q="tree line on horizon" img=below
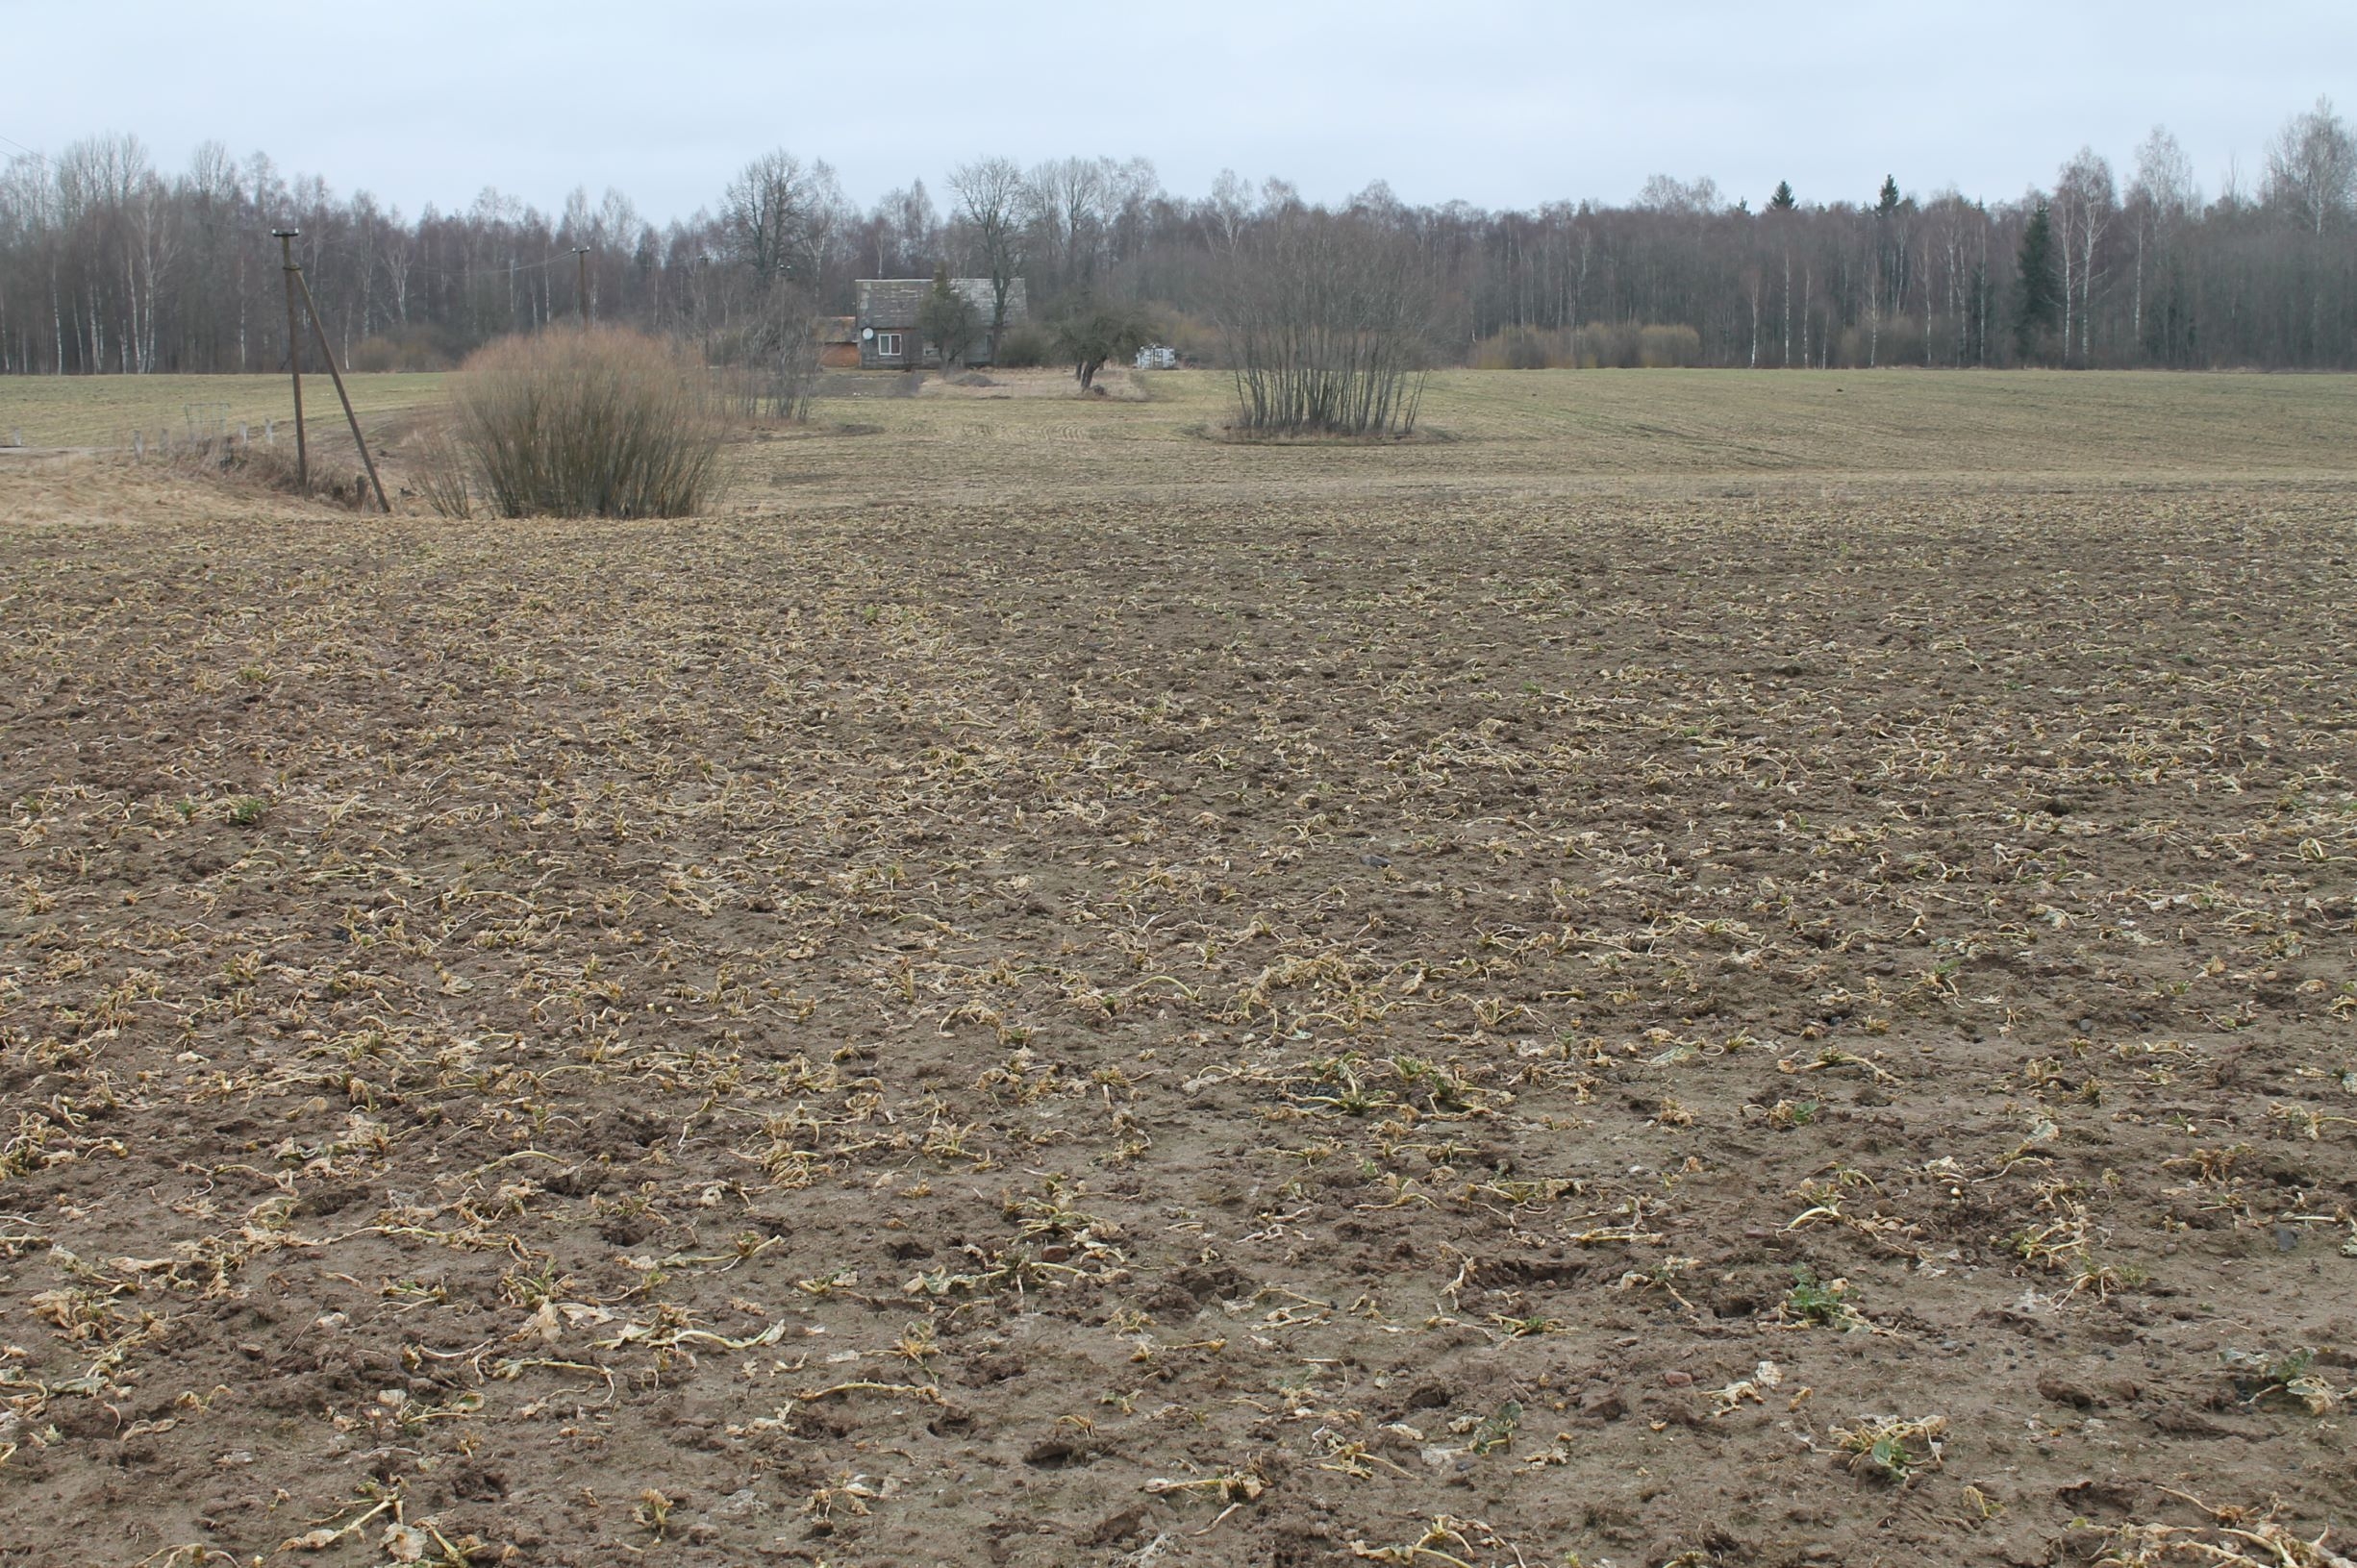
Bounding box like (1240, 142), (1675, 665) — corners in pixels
(0, 96), (2350, 380)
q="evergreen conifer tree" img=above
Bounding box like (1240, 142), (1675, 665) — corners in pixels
(2014, 201), (2063, 362)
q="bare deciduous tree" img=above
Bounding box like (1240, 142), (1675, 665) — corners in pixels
(863, 181), (938, 279)
(2053, 148), (2115, 364)
(1201, 169), (1252, 254)
(9, 101), (2357, 378)
(948, 156), (1028, 359)
(2128, 126), (2196, 346)
(2265, 96), (2356, 236)
(1637, 174), (1722, 214)
(721, 149), (846, 286)
(1027, 156), (1111, 290)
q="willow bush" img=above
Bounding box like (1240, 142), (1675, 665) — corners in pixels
(1217, 208), (1438, 439)
(448, 327), (728, 518)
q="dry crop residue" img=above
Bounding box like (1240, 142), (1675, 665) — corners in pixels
(2, 454), (2355, 1567)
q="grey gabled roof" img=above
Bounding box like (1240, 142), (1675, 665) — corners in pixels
(856, 277), (1027, 329)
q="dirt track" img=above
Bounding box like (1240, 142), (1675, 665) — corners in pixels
(3, 404), (2356, 1566)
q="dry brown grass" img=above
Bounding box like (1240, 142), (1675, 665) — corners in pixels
(0, 370), (445, 450)
(167, 433), (377, 510)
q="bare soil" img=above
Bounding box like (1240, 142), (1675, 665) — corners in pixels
(2, 395), (2355, 1568)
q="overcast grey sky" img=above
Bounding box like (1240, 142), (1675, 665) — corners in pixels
(5, 1), (2350, 220)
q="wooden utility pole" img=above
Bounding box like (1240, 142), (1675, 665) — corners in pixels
(271, 230), (308, 489)
(290, 264), (390, 512)
(573, 247), (590, 326)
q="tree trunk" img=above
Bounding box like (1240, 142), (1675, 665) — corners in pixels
(1782, 250), (1792, 367)
(2132, 225), (2144, 348)
(2079, 224), (2098, 364)
(1868, 265), (1879, 368)
(2059, 218), (2073, 365)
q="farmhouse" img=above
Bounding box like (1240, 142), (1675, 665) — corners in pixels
(816, 316), (860, 369)
(855, 277), (1027, 369)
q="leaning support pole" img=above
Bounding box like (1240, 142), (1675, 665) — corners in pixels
(291, 261), (391, 513)
(271, 229), (308, 491)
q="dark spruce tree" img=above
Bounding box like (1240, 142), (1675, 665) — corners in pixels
(1768, 180), (1796, 211)
(2014, 201), (2064, 363)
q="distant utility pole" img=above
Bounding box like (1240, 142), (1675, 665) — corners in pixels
(573, 247), (591, 326)
(271, 230), (308, 489)
(269, 227), (391, 513)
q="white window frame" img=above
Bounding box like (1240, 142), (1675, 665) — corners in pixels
(875, 332), (902, 358)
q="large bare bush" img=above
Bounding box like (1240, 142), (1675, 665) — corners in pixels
(449, 328), (729, 518)
(1217, 209), (1437, 438)
(712, 279), (821, 424)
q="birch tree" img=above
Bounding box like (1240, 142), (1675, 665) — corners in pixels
(2264, 96), (2355, 236)
(2053, 149), (2115, 363)
(1203, 169), (1252, 253)
(2127, 127), (2195, 347)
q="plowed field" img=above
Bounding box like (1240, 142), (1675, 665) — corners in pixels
(3, 372), (2354, 1567)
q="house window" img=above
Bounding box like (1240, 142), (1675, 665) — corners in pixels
(875, 332), (902, 359)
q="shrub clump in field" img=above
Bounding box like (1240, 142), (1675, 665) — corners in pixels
(443, 327), (729, 518)
(1216, 209), (1437, 439)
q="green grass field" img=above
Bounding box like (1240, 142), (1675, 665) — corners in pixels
(4, 367), (2352, 479)
(1405, 366), (2357, 473)
(722, 367), (2357, 518)
(0, 371), (447, 450)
